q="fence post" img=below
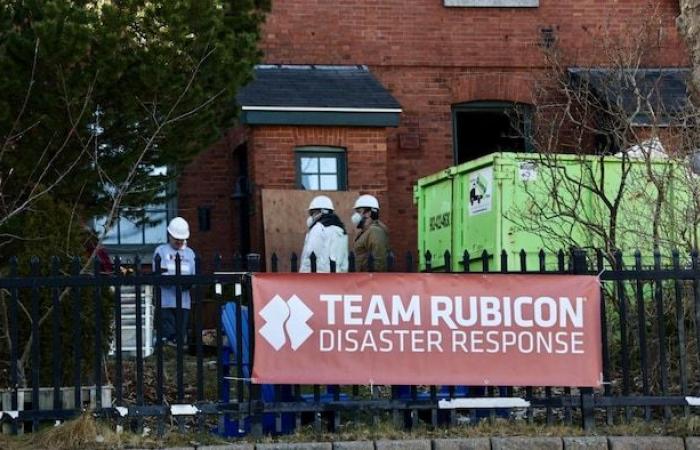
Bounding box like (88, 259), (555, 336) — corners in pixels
(693, 250), (700, 380)
(30, 257), (40, 432)
(114, 256), (123, 415)
(291, 252), (299, 273)
(349, 252), (356, 273)
(8, 257), (19, 435)
(573, 249), (595, 431)
(310, 252), (317, 273)
(50, 257), (61, 414)
(233, 252), (243, 271)
(133, 256), (144, 426)
(214, 254), (225, 435)
(653, 248), (671, 420)
(271, 253), (278, 272)
(243, 271), (263, 438)
(247, 253), (262, 272)
(194, 255), (204, 422)
(71, 257), (82, 417)
(154, 254), (165, 437)
(174, 253), (184, 424)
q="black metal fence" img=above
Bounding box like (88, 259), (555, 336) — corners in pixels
(1, 248), (699, 436)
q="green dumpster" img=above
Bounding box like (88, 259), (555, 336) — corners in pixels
(414, 152), (695, 271)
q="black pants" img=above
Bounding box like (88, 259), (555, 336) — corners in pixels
(160, 308), (190, 344)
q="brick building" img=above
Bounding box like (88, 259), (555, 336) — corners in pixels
(171, 0), (689, 268)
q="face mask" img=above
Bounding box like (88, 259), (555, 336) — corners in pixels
(351, 212), (363, 227)
(306, 216), (315, 228)
(170, 239), (186, 250)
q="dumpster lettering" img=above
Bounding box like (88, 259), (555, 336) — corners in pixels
(429, 212), (451, 231)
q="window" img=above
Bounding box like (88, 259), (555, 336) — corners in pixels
(444, 0), (538, 6)
(295, 147), (347, 191)
(94, 208), (171, 245)
(94, 166), (174, 246)
(453, 101), (533, 165)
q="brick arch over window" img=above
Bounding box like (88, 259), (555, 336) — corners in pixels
(449, 72), (534, 106)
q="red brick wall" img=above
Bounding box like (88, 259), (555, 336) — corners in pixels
(261, 0), (685, 67)
(177, 127), (247, 271)
(380, 68), (538, 259)
(252, 0), (689, 261)
(247, 126), (389, 259)
(180, 0), (690, 265)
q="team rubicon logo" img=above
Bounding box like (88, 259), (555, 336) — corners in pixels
(259, 295), (314, 351)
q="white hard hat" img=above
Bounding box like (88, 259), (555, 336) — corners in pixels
(167, 217), (190, 240)
(354, 194), (379, 210)
(309, 195), (334, 211)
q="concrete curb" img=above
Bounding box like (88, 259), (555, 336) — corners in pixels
(686, 436), (700, 450)
(607, 436), (685, 450)
(375, 439), (431, 449)
(199, 445), (256, 450)
(332, 442), (374, 450)
(433, 437), (491, 449)
(492, 436), (563, 450)
(563, 436), (608, 450)
(146, 436), (700, 449)
(256, 444), (332, 450)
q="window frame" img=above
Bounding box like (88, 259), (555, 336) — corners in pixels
(96, 206), (174, 246)
(94, 174), (177, 249)
(294, 146), (348, 191)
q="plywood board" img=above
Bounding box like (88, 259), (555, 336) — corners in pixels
(262, 189), (360, 272)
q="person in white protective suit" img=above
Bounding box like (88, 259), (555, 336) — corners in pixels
(299, 195), (349, 272)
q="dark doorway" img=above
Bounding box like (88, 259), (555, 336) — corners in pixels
(453, 101), (532, 165)
(232, 143), (251, 255)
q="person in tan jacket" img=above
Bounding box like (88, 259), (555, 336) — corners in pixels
(351, 194), (390, 271)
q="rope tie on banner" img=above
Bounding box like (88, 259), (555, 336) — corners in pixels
(595, 268), (605, 287)
(223, 376), (253, 381)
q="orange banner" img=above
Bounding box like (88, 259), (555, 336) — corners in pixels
(252, 273), (602, 387)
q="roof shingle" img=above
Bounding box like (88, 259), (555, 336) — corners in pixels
(236, 65), (402, 110)
(568, 68), (690, 125)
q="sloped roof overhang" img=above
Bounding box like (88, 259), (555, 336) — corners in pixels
(236, 65), (402, 127)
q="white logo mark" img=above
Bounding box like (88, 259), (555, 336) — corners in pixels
(259, 295), (313, 351)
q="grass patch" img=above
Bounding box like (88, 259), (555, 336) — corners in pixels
(0, 414), (231, 450)
(231, 415), (700, 444)
(3, 412), (700, 448)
